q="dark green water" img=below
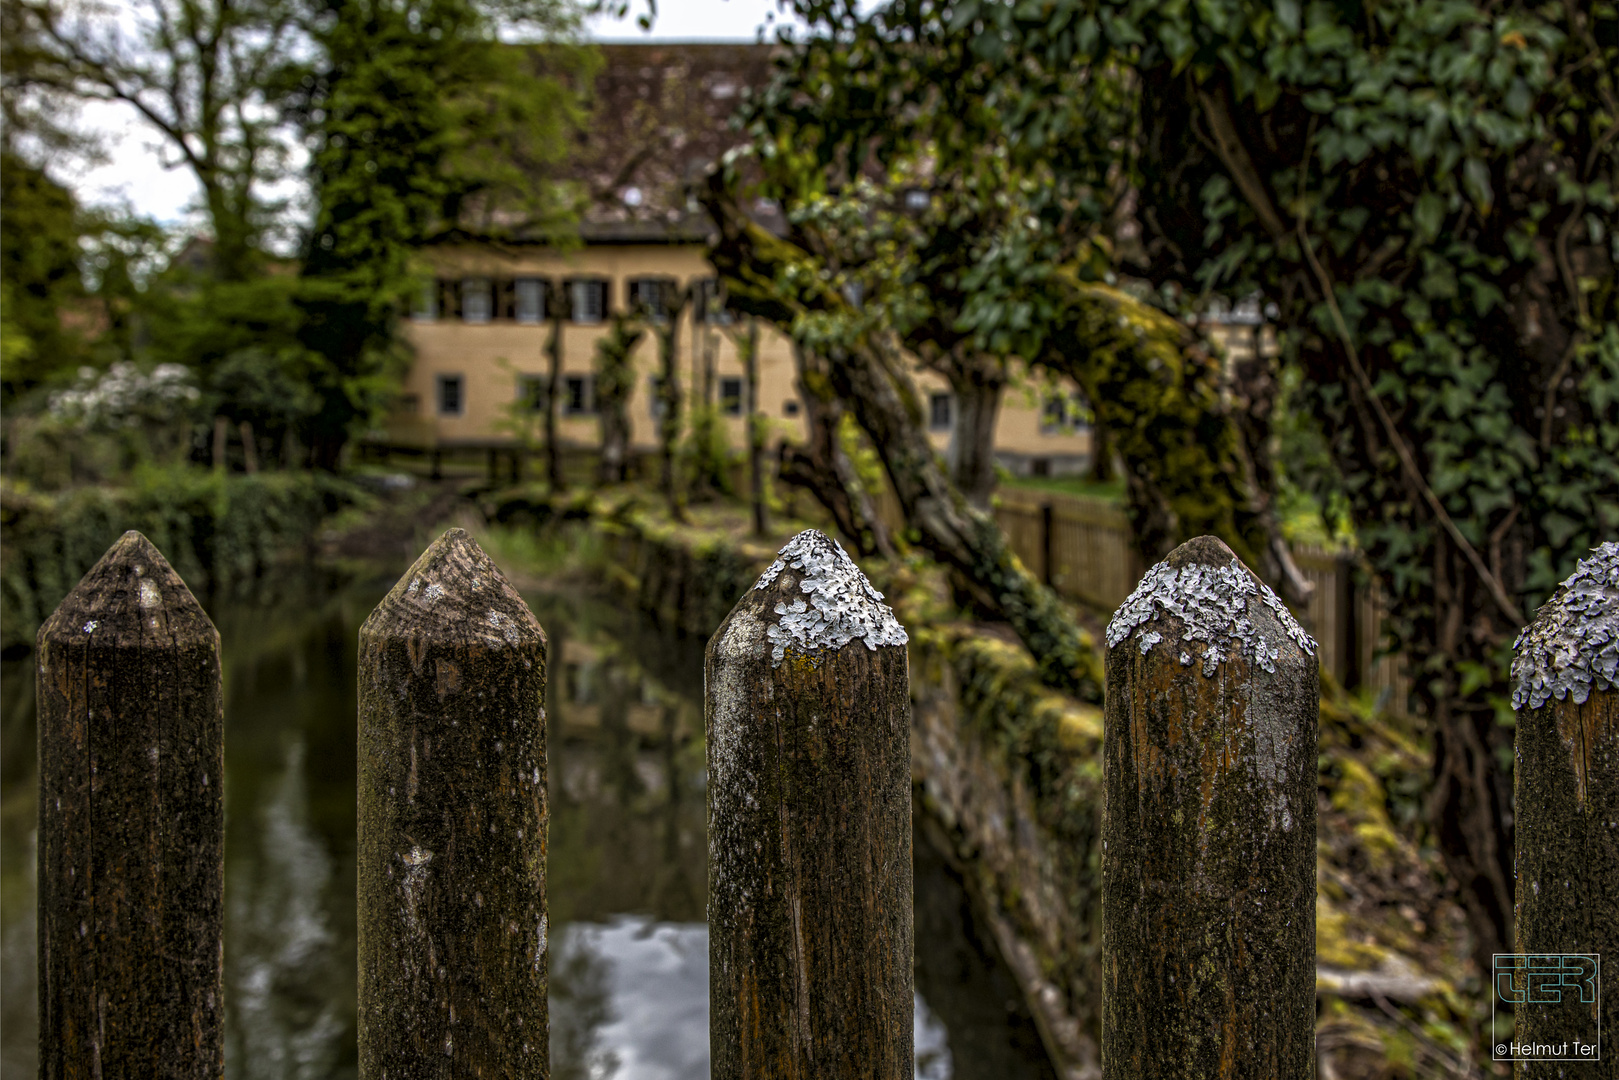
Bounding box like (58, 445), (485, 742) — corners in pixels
(0, 571), (1054, 1080)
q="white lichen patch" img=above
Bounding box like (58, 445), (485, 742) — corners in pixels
(1511, 541), (1618, 711)
(1107, 555), (1316, 675)
(486, 610), (522, 645)
(752, 530), (908, 666)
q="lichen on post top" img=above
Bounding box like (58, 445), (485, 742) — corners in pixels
(1511, 541), (1619, 712)
(750, 529), (908, 667)
(1106, 534), (1317, 673)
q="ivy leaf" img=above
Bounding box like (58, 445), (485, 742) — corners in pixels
(1462, 157), (1494, 214)
(1413, 192), (1445, 242)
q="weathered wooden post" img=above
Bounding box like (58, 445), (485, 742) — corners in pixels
(1102, 535), (1318, 1078)
(707, 528), (912, 1078)
(1510, 540), (1616, 1074)
(357, 527), (549, 1077)
(36, 530), (224, 1078)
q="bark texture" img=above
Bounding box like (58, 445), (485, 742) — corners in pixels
(706, 530), (913, 1079)
(36, 530), (224, 1080)
(1511, 545), (1617, 1078)
(357, 527), (549, 1079)
(1102, 535), (1318, 1079)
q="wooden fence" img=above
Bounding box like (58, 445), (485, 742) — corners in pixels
(994, 488), (1414, 708)
(33, 529), (1613, 1076)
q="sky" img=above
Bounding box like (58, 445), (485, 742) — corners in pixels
(59, 0), (802, 228)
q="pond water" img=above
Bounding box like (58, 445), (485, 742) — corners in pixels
(0, 569), (1055, 1080)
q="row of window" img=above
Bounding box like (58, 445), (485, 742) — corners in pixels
(425, 378), (1082, 437)
(428, 374), (755, 418)
(413, 276), (730, 326)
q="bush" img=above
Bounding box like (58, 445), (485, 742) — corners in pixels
(0, 464), (365, 651)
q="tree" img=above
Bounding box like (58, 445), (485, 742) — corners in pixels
(749, 0), (1619, 972)
(15, 0), (304, 281)
(0, 152), (87, 403)
(291, 0), (593, 467)
(593, 312), (643, 485)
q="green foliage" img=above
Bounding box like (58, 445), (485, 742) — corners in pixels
(0, 152), (87, 402)
(293, 0), (595, 463)
(0, 466), (365, 650)
(681, 403), (736, 498)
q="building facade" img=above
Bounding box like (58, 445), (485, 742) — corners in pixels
(388, 43), (1096, 476)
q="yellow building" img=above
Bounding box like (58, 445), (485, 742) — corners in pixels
(388, 44), (1096, 477)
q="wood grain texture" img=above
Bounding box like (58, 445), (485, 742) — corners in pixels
(706, 532), (913, 1080)
(1514, 689), (1616, 1078)
(357, 528), (549, 1079)
(1102, 536), (1317, 1080)
(36, 530), (224, 1080)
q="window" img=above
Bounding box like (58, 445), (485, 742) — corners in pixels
(929, 392), (953, 431)
(517, 375), (545, 413)
(564, 375), (595, 415)
(783, 399), (801, 417)
(692, 278), (731, 324)
(411, 282), (438, 321)
(515, 279), (546, 324)
(1040, 395), (1068, 434)
(648, 375), (667, 418)
(569, 278), (609, 324)
(720, 377), (744, 416)
(437, 375), (465, 417)
(628, 277), (678, 322)
(461, 278), (493, 324)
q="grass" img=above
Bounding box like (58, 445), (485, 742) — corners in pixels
(998, 473), (1126, 502)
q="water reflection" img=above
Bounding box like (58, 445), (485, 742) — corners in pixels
(0, 572), (1052, 1079)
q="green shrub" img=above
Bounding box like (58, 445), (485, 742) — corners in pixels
(1, 465), (365, 651)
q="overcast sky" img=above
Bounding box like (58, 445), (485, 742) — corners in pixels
(60, 0), (800, 228)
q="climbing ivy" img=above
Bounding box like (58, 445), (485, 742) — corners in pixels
(763, 0), (1617, 968)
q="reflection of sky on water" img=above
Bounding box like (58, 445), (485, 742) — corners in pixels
(227, 741), (347, 1080)
(552, 917), (952, 1080)
(1, 573), (1044, 1080)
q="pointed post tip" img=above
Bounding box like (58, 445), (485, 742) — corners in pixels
(741, 528), (907, 667)
(1511, 540), (1619, 711)
(363, 526), (545, 648)
(1108, 533), (1315, 670)
(39, 529), (213, 644)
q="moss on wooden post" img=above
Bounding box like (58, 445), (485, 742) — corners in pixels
(706, 529), (913, 1079)
(357, 527), (549, 1078)
(1510, 541), (1617, 1077)
(36, 530), (224, 1079)
(1102, 535), (1318, 1079)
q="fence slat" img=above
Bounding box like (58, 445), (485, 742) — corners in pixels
(706, 529), (913, 1078)
(1510, 541), (1617, 1066)
(36, 530), (224, 1079)
(1102, 535), (1318, 1078)
(357, 527), (549, 1077)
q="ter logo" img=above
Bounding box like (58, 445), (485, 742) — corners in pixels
(1493, 954), (1602, 1063)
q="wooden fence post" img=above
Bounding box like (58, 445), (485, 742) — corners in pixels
(706, 528), (912, 1078)
(36, 530), (224, 1079)
(357, 527), (549, 1077)
(1102, 535), (1318, 1078)
(1510, 540), (1616, 1071)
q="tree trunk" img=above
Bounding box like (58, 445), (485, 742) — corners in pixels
(779, 343), (893, 559)
(546, 316), (566, 492)
(1087, 411), (1113, 483)
(825, 336), (1102, 700)
(657, 318), (685, 521)
(944, 354), (1004, 510)
(742, 319), (768, 537)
